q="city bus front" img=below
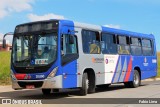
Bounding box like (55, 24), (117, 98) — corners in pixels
(11, 20), (63, 92)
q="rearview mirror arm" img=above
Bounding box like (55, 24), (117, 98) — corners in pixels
(2, 32), (14, 49)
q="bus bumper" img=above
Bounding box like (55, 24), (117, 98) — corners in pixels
(11, 75), (63, 89)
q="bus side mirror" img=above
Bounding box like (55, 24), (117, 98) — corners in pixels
(3, 39), (6, 48)
(2, 32), (14, 49)
(69, 35), (74, 44)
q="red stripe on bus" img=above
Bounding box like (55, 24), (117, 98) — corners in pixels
(124, 57), (132, 82)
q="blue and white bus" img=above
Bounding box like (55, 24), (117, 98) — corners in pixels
(3, 19), (157, 95)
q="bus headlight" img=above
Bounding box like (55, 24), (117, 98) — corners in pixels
(10, 69), (16, 80)
(47, 67), (58, 79)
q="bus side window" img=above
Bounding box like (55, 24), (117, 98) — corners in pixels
(117, 35), (130, 54)
(61, 35), (78, 55)
(82, 30), (100, 54)
(142, 39), (153, 56)
(101, 33), (117, 54)
(61, 34), (78, 65)
(130, 37), (142, 55)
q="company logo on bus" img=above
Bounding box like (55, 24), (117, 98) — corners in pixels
(24, 74), (31, 79)
(144, 57), (147, 63)
(36, 75), (45, 79)
(106, 59), (108, 64)
(143, 57), (148, 66)
(92, 58), (104, 63)
(92, 58), (96, 63)
(105, 58), (114, 64)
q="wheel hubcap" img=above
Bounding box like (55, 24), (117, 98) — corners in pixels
(86, 76), (89, 90)
(134, 73), (139, 85)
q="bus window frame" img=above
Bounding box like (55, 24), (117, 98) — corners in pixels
(117, 35), (131, 55)
(101, 32), (118, 55)
(130, 36), (143, 56)
(61, 34), (79, 66)
(81, 29), (101, 54)
(141, 38), (154, 56)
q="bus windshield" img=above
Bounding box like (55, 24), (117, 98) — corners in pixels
(12, 33), (57, 67)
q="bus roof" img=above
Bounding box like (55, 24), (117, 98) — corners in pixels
(101, 26), (154, 39)
(16, 19), (155, 39)
(60, 20), (154, 39)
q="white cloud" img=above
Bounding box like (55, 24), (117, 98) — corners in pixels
(0, 0), (34, 19)
(103, 24), (121, 29)
(28, 13), (65, 22)
(0, 33), (3, 39)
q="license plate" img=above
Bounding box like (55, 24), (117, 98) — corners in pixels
(26, 85), (35, 89)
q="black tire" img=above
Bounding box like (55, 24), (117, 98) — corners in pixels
(80, 73), (88, 96)
(88, 74), (96, 94)
(42, 89), (51, 95)
(97, 84), (110, 88)
(124, 70), (140, 88)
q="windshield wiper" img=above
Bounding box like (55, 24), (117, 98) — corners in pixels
(16, 57), (30, 63)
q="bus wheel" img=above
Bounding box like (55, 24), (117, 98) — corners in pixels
(80, 73), (88, 96)
(97, 84), (110, 88)
(131, 70), (141, 88)
(88, 73), (95, 94)
(42, 89), (51, 95)
(124, 70), (140, 88)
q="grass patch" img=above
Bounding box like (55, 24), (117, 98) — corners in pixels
(0, 51), (11, 85)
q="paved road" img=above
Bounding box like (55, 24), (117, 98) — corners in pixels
(0, 80), (160, 107)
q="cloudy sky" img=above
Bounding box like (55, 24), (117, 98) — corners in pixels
(0, 0), (160, 51)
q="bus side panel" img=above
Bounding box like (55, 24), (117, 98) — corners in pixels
(118, 55), (131, 82)
(74, 27), (83, 88)
(75, 27), (106, 87)
(104, 54), (119, 84)
(110, 55), (132, 83)
(141, 56), (157, 80)
(59, 21), (78, 88)
(62, 60), (77, 88)
(132, 55), (157, 80)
